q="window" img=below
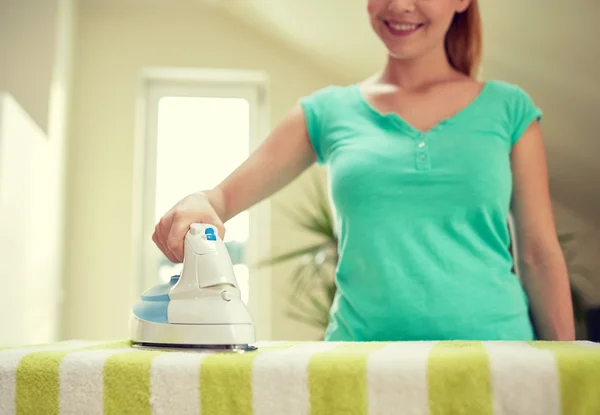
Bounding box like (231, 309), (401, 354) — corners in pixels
(135, 68), (272, 339)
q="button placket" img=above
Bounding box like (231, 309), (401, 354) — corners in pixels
(414, 131), (431, 171)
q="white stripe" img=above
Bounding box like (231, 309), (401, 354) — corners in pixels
(59, 347), (135, 415)
(0, 341), (93, 415)
(367, 341), (436, 415)
(252, 342), (341, 415)
(150, 351), (212, 415)
(577, 341), (600, 349)
(485, 341), (560, 415)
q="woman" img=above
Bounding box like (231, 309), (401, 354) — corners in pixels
(153, 0), (575, 341)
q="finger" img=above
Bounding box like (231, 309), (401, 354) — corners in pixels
(156, 214), (179, 263)
(213, 218), (226, 240)
(154, 224), (177, 263)
(166, 215), (193, 263)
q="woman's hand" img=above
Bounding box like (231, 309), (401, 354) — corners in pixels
(152, 190), (226, 263)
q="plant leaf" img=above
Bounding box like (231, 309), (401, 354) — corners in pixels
(262, 172), (340, 332)
(568, 264), (595, 282)
(288, 290), (320, 316)
(558, 232), (577, 245)
(254, 243), (325, 267)
(308, 295), (330, 318)
(571, 288), (587, 321)
(288, 279), (330, 319)
(563, 248), (577, 265)
(281, 205), (332, 239)
(288, 290), (325, 319)
(286, 310), (328, 329)
(290, 259), (317, 298)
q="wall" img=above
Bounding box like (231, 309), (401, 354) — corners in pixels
(0, 0), (76, 345)
(0, 93), (52, 345)
(64, 1), (340, 341)
(0, 0), (58, 132)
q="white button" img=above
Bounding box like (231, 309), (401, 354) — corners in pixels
(418, 142), (425, 148)
(221, 290), (232, 301)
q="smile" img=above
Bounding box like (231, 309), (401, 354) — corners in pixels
(384, 20), (425, 36)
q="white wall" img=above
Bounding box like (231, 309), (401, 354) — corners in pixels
(0, 0), (76, 345)
(0, 0), (58, 132)
(64, 1), (340, 341)
(0, 93), (53, 345)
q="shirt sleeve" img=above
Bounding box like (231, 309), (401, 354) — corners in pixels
(510, 86), (543, 146)
(299, 86), (335, 165)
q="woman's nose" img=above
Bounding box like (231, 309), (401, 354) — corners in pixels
(387, 0), (418, 14)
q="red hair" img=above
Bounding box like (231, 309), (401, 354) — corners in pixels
(445, 0), (482, 78)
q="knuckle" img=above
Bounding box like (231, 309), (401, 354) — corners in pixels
(172, 209), (185, 221)
(197, 211), (211, 221)
(166, 238), (179, 250)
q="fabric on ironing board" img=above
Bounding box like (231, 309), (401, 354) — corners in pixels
(1, 340), (599, 414)
(14, 341), (128, 415)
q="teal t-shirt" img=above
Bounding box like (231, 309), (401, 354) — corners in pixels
(300, 80), (542, 341)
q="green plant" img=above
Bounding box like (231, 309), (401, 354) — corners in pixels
(258, 173), (337, 331)
(558, 232), (593, 337)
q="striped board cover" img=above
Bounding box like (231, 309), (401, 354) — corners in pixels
(1, 339), (599, 415)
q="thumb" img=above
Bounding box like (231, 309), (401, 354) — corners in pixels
(202, 216), (226, 240)
(213, 218), (226, 240)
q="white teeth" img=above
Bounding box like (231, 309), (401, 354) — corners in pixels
(389, 23), (419, 31)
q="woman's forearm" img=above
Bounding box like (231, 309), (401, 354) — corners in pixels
(518, 251), (576, 340)
(204, 188), (228, 222)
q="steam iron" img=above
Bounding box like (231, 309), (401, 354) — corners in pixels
(129, 223), (257, 352)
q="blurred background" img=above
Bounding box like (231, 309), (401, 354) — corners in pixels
(0, 0), (598, 345)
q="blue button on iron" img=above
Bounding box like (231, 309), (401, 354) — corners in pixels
(204, 227), (216, 240)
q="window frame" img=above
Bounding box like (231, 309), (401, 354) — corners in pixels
(132, 67), (272, 340)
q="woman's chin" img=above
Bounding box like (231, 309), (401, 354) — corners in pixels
(385, 48), (420, 62)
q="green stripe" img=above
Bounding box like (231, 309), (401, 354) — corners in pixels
(103, 349), (163, 415)
(427, 341), (492, 415)
(308, 342), (386, 415)
(15, 341), (128, 415)
(200, 343), (293, 415)
(16, 350), (69, 415)
(529, 341), (600, 415)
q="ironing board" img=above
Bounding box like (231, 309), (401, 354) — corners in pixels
(1, 339), (599, 415)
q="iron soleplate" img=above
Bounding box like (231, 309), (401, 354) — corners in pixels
(131, 342), (258, 353)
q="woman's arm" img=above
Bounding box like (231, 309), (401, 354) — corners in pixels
(214, 104), (317, 222)
(510, 120), (575, 340)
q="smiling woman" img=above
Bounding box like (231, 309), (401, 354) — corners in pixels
(367, 0), (481, 77)
(150, 0), (575, 342)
